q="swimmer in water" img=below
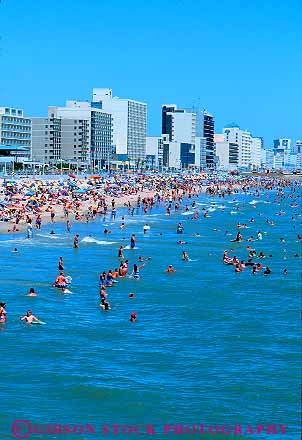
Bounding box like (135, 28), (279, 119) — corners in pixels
(50, 230), (55, 235)
(52, 272), (67, 288)
(20, 310), (43, 324)
(100, 298), (111, 311)
(129, 293), (134, 299)
(130, 263), (145, 279)
(12, 248), (18, 253)
(252, 265), (258, 275)
(130, 312), (137, 322)
(143, 223), (150, 233)
(0, 302), (7, 323)
(264, 267), (271, 275)
(283, 269), (288, 275)
(58, 256), (64, 271)
(66, 220), (71, 233)
(235, 231), (243, 242)
(118, 246), (124, 259)
(182, 251), (189, 261)
(27, 288), (37, 297)
(166, 265), (175, 273)
(176, 223), (184, 234)
(73, 234), (79, 249)
(130, 234), (137, 249)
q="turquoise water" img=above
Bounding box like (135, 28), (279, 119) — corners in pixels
(0, 188), (301, 439)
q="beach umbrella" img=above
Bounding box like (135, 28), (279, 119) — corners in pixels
(69, 173), (76, 178)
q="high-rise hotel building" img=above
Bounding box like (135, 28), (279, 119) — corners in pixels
(161, 105), (215, 168)
(0, 107), (31, 160)
(92, 88), (147, 162)
(32, 101), (113, 166)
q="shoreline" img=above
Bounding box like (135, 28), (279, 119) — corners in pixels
(1, 173), (301, 237)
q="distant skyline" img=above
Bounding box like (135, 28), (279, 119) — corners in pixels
(0, 0), (301, 147)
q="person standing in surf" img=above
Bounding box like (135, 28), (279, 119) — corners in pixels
(130, 234), (137, 249)
(73, 234), (79, 248)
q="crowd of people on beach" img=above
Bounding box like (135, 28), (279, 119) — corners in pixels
(0, 172), (301, 326)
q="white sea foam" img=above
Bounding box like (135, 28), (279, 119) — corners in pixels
(37, 233), (61, 239)
(81, 236), (117, 245)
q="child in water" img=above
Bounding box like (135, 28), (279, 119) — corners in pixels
(20, 310), (43, 324)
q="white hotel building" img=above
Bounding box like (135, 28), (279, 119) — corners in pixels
(92, 88), (147, 162)
(222, 125), (262, 169)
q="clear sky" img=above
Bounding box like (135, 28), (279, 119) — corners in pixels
(0, 0), (301, 146)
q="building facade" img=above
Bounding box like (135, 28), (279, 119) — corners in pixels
(273, 138), (291, 166)
(31, 116), (62, 163)
(261, 149), (274, 169)
(146, 136), (163, 169)
(194, 137), (207, 169)
(214, 134), (239, 170)
(223, 125), (251, 168)
(222, 125), (262, 169)
(92, 88), (147, 162)
(294, 140), (302, 154)
(250, 137), (262, 169)
(162, 105), (215, 168)
(197, 110), (215, 167)
(0, 107), (31, 161)
(32, 101), (113, 167)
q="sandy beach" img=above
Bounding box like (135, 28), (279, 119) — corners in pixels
(0, 172), (298, 236)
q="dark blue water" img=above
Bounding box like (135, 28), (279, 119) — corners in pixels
(0, 189), (301, 439)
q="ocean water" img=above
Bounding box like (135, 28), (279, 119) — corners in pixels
(0, 189), (301, 439)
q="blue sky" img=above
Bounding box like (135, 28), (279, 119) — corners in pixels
(0, 0), (301, 146)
